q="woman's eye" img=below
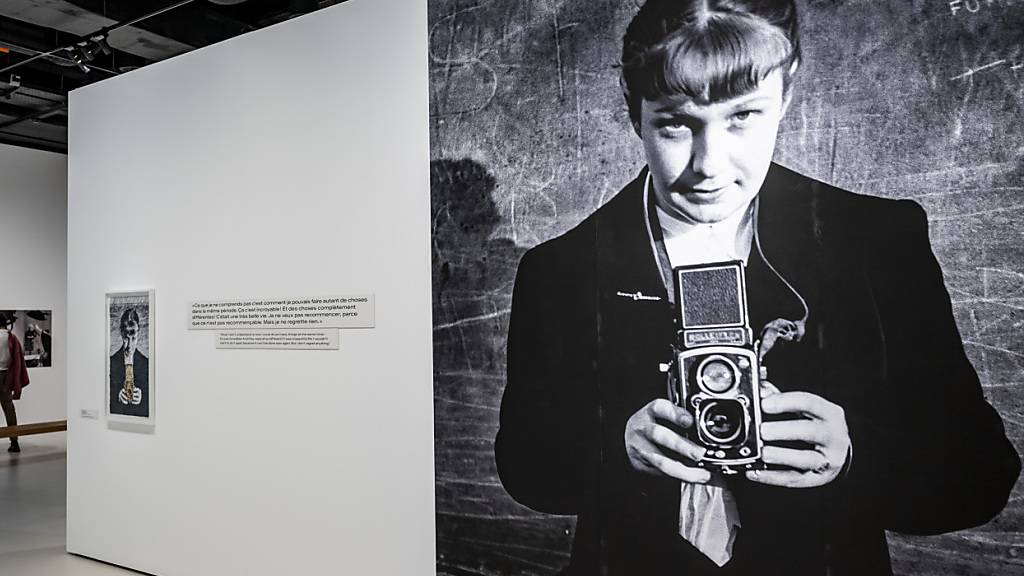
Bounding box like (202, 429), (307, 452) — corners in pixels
(732, 110), (758, 123)
(659, 117), (692, 132)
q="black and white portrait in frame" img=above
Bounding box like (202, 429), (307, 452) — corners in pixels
(428, 1), (1024, 575)
(7, 309), (53, 368)
(106, 290), (155, 425)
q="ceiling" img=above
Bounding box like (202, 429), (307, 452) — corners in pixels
(0, 0), (346, 153)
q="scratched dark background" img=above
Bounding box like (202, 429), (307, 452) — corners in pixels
(429, 0), (1024, 574)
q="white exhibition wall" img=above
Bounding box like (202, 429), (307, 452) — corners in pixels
(66, 1), (434, 575)
(0, 143), (67, 425)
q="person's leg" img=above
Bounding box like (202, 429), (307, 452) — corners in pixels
(0, 373), (18, 452)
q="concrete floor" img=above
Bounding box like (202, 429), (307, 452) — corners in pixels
(0, 433), (143, 575)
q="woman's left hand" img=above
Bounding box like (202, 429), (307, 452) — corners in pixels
(746, 385), (851, 488)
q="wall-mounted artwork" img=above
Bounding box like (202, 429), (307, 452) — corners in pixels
(6, 310), (53, 368)
(106, 291), (155, 425)
(427, 0), (1024, 574)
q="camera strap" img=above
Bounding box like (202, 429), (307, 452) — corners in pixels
(751, 198), (810, 328)
(641, 173), (677, 307)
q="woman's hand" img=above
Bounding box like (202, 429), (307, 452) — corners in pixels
(625, 398), (712, 483)
(746, 385), (851, 488)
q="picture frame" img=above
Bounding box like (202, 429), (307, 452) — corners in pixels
(105, 290), (155, 426)
(2, 309), (54, 368)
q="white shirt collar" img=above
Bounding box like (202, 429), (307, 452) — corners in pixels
(654, 200), (755, 267)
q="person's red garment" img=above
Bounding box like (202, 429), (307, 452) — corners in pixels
(5, 332), (30, 400)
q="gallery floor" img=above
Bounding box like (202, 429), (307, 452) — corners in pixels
(0, 433), (141, 575)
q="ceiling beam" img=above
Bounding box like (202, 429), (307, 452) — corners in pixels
(66, 0), (259, 46)
(0, 14), (144, 104)
(0, 0), (195, 61)
(0, 129), (67, 153)
(0, 100), (66, 127)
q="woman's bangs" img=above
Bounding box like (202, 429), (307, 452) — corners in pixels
(652, 15), (794, 102)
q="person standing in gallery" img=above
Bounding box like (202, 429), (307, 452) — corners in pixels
(0, 311), (30, 453)
(109, 308), (149, 418)
(494, 0), (1021, 574)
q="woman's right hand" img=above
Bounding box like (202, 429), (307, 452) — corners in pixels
(624, 398), (711, 483)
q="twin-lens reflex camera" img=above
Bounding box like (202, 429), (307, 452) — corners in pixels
(663, 261), (765, 475)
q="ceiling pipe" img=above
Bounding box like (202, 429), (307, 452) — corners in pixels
(106, 0), (199, 33)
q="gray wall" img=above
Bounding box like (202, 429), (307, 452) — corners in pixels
(0, 143), (67, 425)
(429, 1), (1024, 574)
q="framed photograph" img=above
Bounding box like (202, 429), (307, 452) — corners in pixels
(105, 290), (155, 425)
(2, 309), (53, 368)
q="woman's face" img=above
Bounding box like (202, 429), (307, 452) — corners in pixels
(121, 321), (139, 357)
(639, 69), (791, 224)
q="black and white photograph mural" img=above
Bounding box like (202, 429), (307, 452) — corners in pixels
(5, 310), (53, 368)
(106, 291), (154, 423)
(429, 1), (1024, 575)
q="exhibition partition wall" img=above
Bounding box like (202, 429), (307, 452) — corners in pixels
(0, 143), (67, 424)
(66, 1), (433, 575)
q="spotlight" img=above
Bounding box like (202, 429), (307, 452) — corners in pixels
(90, 35), (113, 56)
(68, 46), (91, 73)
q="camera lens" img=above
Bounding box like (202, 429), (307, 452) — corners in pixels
(699, 400), (746, 445)
(699, 358), (736, 393)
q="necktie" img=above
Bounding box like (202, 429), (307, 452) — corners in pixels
(679, 479), (741, 566)
(124, 363), (136, 402)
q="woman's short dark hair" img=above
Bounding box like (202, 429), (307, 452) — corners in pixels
(119, 308), (141, 336)
(621, 0), (801, 126)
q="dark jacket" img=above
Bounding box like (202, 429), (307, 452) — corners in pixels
(495, 164), (1020, 576)
(110, 348), (150, 418)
